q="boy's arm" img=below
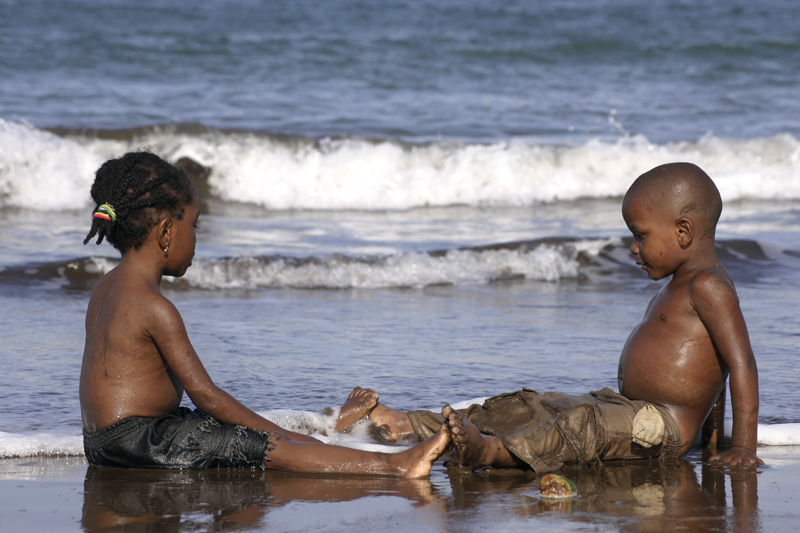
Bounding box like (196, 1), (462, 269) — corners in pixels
(702, 384), (726, 449)
(149, 297), (320, 443)
(691, 271), (763, 468)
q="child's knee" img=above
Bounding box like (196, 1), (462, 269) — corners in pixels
(266, 430), (292, 444)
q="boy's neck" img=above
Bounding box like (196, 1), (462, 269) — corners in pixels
(672, 242), (722, 279)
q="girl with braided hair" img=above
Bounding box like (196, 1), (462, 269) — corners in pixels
(80, 151), (449, 476)
(83, 151), (195, 254)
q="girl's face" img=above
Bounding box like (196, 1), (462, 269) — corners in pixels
(165, 193), (200, 278)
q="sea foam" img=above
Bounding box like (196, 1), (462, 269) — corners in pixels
(2, 418), (800, 459)
(180, 244), (583, 289)
(4, 237), (780, 291)
(2, 120), (799, 211)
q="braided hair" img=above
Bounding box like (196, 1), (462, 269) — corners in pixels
(83, 151), (195, 254)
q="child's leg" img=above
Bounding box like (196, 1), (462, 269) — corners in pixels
(443, 404), (520, 470)
(370, 403), (417, 440)
(337, 387), (417, 440)
(264, 424), (450, 478)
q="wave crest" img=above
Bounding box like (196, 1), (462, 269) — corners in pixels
(3, 237), (785, 292)
(2, 120), (800, 210)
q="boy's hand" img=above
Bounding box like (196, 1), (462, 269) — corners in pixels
(708, 446), (764, 469)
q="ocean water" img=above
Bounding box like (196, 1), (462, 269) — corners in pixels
(1, 0), (799, 461)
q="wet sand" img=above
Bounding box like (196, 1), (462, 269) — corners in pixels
(1, 446), (798, 532)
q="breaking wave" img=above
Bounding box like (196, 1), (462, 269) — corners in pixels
(1, 237), (788, 292)
(2, 120), (800, 211)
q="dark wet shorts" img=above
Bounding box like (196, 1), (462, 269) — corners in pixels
(83, 407), (274, 470)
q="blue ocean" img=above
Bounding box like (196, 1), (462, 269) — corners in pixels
(0, 0), (799, 528)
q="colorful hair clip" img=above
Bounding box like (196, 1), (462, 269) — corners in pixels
(93, 203), (117, 222)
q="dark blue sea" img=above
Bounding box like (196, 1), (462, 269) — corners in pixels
(0, 0), (799, 530)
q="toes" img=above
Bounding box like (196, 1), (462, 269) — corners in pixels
(442, 405), (464, 429)
(451, 429), (467, 441)
(349, 387), (379, 401)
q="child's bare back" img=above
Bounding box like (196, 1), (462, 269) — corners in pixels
(80, 266), (186, 433)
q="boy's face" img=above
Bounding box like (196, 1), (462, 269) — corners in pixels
(621, 194), (682, 281)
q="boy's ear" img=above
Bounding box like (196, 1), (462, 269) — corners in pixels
(156, 218), (173, 251)
(676, 216), (693, 248)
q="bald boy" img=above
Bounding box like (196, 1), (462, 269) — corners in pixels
(339, 163), (763, 472)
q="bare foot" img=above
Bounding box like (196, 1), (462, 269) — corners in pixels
(396, 423), (451, 479)
(443, 404), (510, 471)
(336, 387), (379, 432)
(369, 403), (417, 442)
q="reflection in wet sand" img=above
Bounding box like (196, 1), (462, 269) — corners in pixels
(81, 466), (269, 531)
(81, 465), (446, 532)
(80, 454), (760, 532)
(444, 453), (759, 531)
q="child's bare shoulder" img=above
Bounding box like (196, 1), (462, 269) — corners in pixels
(142, 289), (186, 330)
(107, 275), (186, 335)
(126, 290), (193, 351)
(687, 266), (740, 312)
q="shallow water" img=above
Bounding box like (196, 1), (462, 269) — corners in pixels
(1, 198), (798, 449)
(3, 448), (800, 532)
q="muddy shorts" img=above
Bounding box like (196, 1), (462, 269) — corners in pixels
(407, 388), (682, 473)
(83, 407), (274, 470)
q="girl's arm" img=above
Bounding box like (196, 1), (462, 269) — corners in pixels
(149, 296), (320, 443)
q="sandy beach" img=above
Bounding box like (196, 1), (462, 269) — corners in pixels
(1, 445), (798, 532)
(3, 1), (800, 532)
